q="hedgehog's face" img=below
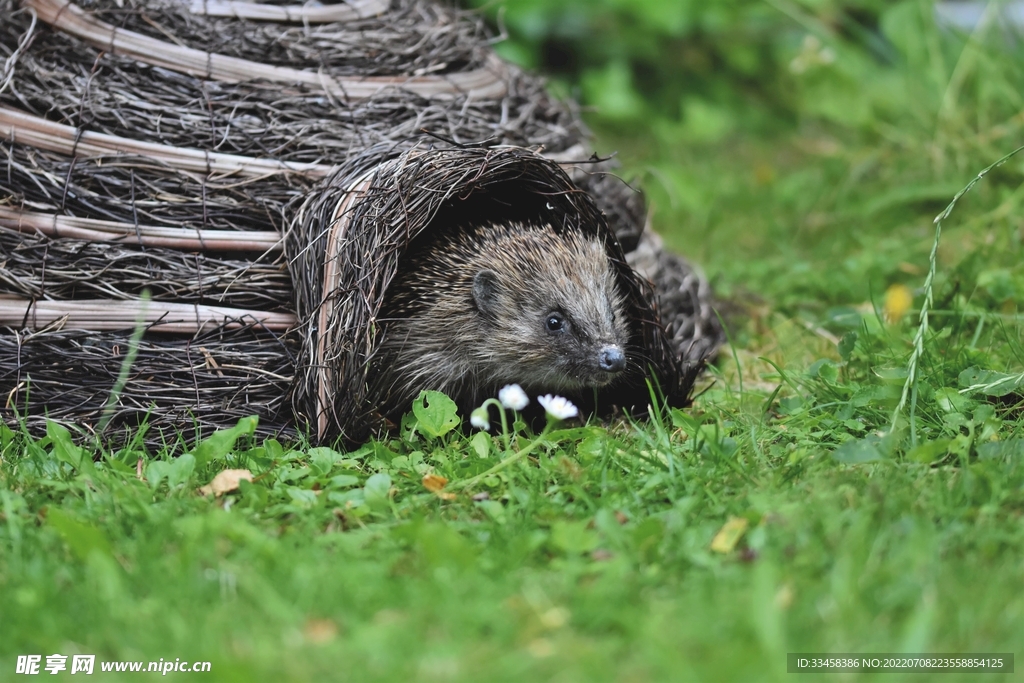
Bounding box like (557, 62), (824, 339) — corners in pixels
(470, 235), (630, 392)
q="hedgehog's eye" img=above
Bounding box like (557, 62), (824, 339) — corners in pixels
(545, 312), (566, 334)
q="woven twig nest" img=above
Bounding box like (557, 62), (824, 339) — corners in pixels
(287, 146), (706, 443)
(0, 0), (721, 445)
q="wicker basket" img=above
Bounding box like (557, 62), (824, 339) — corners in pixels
(0, 0), (721, 445)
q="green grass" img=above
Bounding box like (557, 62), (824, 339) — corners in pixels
(5, 4), (1024, 681)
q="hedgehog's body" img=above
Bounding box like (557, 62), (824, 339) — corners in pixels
(373, 221), (630, 420)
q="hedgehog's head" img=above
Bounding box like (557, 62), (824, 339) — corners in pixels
(468, 223), (630, 392)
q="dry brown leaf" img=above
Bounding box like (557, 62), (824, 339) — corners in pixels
(422, 474), (456, 500)
(422, 473), (448, 492)
(710, 516), (749, 554)
(303, 618), (339, 644)
(199, 469), (253, 497)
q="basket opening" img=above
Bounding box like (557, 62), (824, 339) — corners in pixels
(416, 176), (599, 243)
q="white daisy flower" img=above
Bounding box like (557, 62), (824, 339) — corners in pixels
(498, 384), (529, 411)
(537, 394), (578, 420)
(469, 407), (490, 431)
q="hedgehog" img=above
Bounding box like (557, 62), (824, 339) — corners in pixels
(370, 220), (631, 421)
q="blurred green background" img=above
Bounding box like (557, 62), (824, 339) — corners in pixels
(463, 0), (1024, 338)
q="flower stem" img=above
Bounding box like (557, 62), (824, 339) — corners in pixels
(451, 422), (553, 490)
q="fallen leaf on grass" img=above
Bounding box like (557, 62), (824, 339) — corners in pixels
(422, 473), (448, 491)
(303, 618), (339, 644)
(422, 473), (456, 500)
(198, 469), (253, 497)
(710, 516), (749, 554)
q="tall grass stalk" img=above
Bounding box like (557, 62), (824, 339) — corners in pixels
(890, 146), (1024, 443)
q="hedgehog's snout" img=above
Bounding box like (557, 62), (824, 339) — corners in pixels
(598, 345), (626, 374)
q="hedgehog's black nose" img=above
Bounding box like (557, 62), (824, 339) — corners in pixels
(599, 346), (626, 373)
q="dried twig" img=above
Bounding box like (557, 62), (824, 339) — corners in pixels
(187, 0), (387, 23)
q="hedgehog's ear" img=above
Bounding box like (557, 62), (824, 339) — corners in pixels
(472, 269), (501, 318)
